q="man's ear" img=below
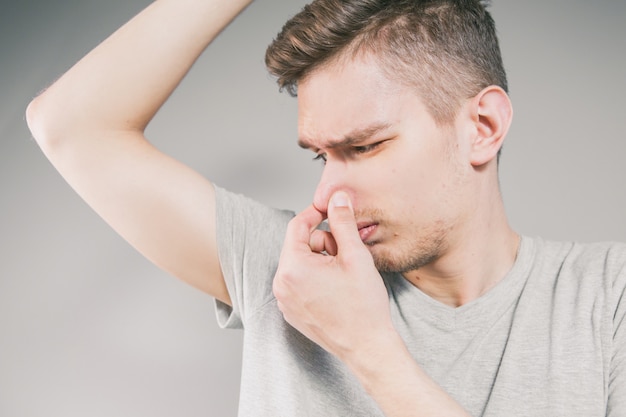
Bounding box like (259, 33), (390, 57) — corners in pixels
(467, 86), (513, 167)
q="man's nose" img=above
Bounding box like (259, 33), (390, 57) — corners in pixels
(312, 161), (350, 215)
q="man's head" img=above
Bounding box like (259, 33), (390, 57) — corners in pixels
(265, 0), (513, 275)
(265, 0), (507, 126)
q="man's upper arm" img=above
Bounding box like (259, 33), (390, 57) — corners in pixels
(36, 127), (231, 305)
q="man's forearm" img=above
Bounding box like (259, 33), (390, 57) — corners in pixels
(27, 0), (253, 145)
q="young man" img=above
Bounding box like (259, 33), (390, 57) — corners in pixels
(25, 0), (626, 416)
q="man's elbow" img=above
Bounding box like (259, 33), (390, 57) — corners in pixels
(26, 92), (68, 155)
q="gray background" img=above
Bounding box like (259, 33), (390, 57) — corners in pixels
(1, 0), (625, 416)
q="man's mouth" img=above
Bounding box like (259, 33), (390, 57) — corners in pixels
(357, 223), (378, 243)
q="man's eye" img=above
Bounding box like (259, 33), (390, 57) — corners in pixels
(313, 153), (327, 164)
(353, 142), (380, 154)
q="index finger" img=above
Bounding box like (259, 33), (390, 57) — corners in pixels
(283, 204), (326, 250)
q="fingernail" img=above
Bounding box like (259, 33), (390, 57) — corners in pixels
(331, 192), (350, 208)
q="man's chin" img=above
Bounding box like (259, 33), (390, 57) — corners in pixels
(370, 247), (438, 274)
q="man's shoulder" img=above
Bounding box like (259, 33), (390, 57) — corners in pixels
(531, 236), (626, 290)
(214, 185), (296, 225)
(540, 238), (626, 267)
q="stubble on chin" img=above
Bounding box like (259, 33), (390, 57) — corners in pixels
(367, 221), (449, 274)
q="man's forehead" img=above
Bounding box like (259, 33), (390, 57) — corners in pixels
(297, 80), (397, 148)
(295, 56), (431, 150)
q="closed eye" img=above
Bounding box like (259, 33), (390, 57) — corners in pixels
(351, 141), (385, 155)
(311, 140), (389, 165)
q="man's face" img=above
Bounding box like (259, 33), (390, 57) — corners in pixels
(297, 57), (473, 273)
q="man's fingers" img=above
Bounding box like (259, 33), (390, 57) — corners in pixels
(284, 204), (326, 250)
(283, 194), (364, 258)
(327, 191), (365, 255)
(309, 229), (338, 256)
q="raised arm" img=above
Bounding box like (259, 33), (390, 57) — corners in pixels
(25, 0), (253, 304)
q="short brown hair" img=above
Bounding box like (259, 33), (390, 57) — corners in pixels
(265, 0), (508, 125)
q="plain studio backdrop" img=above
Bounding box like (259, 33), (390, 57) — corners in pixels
(1, 0), (625, 415)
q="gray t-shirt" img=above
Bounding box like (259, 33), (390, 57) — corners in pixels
(214, 186), (626, 416)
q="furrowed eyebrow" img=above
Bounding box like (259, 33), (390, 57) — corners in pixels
(298, 122), (392, 150)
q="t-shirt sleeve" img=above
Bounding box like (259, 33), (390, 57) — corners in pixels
(212, 185), (295, 329)
(607, 243), (626, 416)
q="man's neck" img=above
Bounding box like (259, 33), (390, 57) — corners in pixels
(402, 199), (519, 308)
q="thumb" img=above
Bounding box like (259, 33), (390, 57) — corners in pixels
(327, 191), (365, 256)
